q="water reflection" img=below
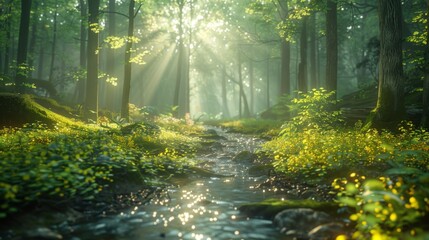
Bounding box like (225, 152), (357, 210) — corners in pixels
(61, 129), (286, 239)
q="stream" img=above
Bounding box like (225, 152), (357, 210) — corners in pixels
(9, 128), (288, 240)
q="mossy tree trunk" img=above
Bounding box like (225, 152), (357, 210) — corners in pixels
(371, 0), (405, 128)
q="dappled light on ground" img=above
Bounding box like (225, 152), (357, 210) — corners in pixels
(56, 128), (284, 239)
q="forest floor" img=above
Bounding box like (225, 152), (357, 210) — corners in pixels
(0, 93), (428, 239)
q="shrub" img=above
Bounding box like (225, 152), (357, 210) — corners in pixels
(334, 168), (429, 240)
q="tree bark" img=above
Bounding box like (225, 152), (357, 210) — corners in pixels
(105, 0), (116, 111)
(325, 0), (338, 97)
(27, 0), (39, 72)
(48, 0), (58, 83)
(221, 64), (230, 118)
(237, 55), (250, 118)
(249, 60), (254, 115)
(309, 12), (317, 89)
(298, 17), (308, 94)
(421, 0), (429, 127)
(372, 0), (405, 126)
(74, 0), (87, 104)
(121, 0), (136, 121)
(266, 57), (270, 108)
(85, 0), (100, 122)
(174, 0), (185, 118)
(15, 0), (32, 93)
(279, 0), (290, 96)
(3, 1), (12, 75)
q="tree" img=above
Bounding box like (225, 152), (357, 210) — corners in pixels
(15, 0), (32, 93)
(298, 17), (308, 93)
(121, 0), (141, 121)
(85, 0), (100, 122)
(1, 0), (13, 75)
(105, 0), (117, 111)
(422, 0), (429, 127)
(371, 0), (405, 127)
(173, 0), (185, 118)
(74, 0), (87, 104)
(325, 0), (338, 98)
(48, 0), (59, 83)
(279, 0), (291, 96)
(309, 12), (318, 89)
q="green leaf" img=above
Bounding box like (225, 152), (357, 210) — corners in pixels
(385, 167), (422, 175)
(363, 179), (385, 191)
(339, 196), (357, 207)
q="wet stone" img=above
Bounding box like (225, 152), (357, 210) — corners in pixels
(232, 150), (257, 162)
(24, 227), (63, 240)
(274, 208), (332, 237)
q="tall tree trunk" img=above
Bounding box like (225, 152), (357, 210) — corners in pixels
(15, 0), (32, 93)
(237, 55), (250, 118)
(326, 0), (338, 98)
(266, 57), (270, 108)
(221, 64), (230, 118)
(421, 0), (429, 127)
(279, 0), (290, 96)
(105, 0), (116, 111)
(48, 0), (58, 83)
(37, 6), (48, 80)
(184, 0), (194, 115)
(74, 0), (87, 104)
(27, 0), (39, 73)
(298, 17), (308, 93)
(238, 56), (242, 118)
(372, 0), (405, 127)
(174, 0), (185, 118)
(309, 12), (317, 89)
(121, 0), (136, 121)
(85, 0), (100, 122)
(3, 1), (12, 75)
(249, 60), (254, 115)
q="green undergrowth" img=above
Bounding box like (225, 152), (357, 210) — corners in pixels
(261, 89), (429, 239)
(204, 118), (282, 137)
(0, 116), (204, 219)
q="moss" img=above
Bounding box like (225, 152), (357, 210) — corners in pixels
(0, 93), (88, 129)
(239, 198), (340, 220)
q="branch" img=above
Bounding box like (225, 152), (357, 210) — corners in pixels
(134, 3), (142, 19)
(101, 10), (129, 19)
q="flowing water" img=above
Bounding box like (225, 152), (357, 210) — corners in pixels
(60, 128), (285, 239)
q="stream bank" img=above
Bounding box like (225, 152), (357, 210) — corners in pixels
(1, 127), (345, 240)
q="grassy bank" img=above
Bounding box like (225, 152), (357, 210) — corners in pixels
(0, 94), (205, 219)
(259, 89), (429, 239)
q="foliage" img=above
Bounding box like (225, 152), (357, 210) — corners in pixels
(282, 88), (344, 132)
(0, 116), (202, 218)
(263, 89), (429, 238)
(334, 168), (429, 240)
(204, 118), (282, 137)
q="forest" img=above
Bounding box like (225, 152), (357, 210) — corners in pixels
(0, 0), (428, 239)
